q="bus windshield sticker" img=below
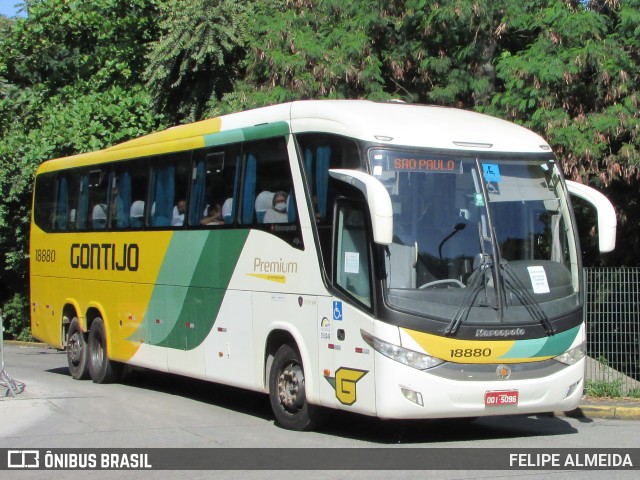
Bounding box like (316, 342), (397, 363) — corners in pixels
(344, 252), (360, 274)
(482, 163), (502, 182)
(527, 266), (550, 294)
(473, 192), (485, 207)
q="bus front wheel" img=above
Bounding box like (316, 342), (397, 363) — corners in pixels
(88, 318), (122, 384)
(67, 318), (90, 380)
(269, 344), (325, 431)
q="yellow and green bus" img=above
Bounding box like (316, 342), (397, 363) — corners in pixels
(31, 100), (616, 430)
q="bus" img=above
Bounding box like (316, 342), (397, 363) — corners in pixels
(30, 100), (616, 430)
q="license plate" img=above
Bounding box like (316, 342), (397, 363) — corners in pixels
(484, 390), (519, 407)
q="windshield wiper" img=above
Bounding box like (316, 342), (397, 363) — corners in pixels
(444, 253), (492, 336)
(475, 159), (505, 321)
(446, 161), (507, 336)
(500, 260), (555, 335)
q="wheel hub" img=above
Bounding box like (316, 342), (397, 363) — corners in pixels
(278, 363), (305, 412)
(68, 333), (82, 364)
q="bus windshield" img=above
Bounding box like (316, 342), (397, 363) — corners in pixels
(369, 149), (580, 331)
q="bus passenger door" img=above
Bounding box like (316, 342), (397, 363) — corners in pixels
(318, 200), (376, 415)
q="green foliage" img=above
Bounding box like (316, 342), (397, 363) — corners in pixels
(0, 1), (167, 341)
(584, 353), (640, 398)
(1, 292), (31, 341)
(585, 379), (625, 397)
(0, 84), (163, 294)
(207, 0), (394, 115)
(144, 0), (253, 122)
(486, 0), (640, 184)
(1, 0), (160, 91)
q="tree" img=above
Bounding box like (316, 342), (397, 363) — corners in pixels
(144, 0), (254, 123)
(207, 0), (394, 115)
(483, 0), (640, 265)
(2, 0), (160, 91)
(0, 0), (166, 337)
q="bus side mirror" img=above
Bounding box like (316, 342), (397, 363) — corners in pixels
(566, 180), (616, 253)
(328, 169), (393, 245)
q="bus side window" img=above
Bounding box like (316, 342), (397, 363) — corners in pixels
(75, 173), (89, 230)
(33, 173), (56, 232)
(71, 168), (111, 231)
(127, 158), (148, 229)
(53, 175), (71, 231)
(296, 133), (362, 223)
(335, 202), (372, 308)
(111, 171), (130, 229)
(89, 169), (110, 230)
(241, 137), (293, 226)
(189, 145), (239, 227)
(148, 152), (190, 228)
(109, 158), (148, 230)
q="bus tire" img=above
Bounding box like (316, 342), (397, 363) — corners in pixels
(66, 317), (90, 380)
(88, 317), (122, 384)
(269, 343), (325, 431)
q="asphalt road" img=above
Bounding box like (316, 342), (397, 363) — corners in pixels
(1, 344), (639, 479)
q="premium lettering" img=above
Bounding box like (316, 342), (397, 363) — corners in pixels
(253, 257), (298, 274)
(70, 243), (139, 271)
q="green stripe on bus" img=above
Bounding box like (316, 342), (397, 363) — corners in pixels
(136, 229), (249, 350)
(532, 325), (580, 358)
(203, 122), (289, 148)
(242, 122), (289, 141)
(204, 129), (245, 147)
(498, 325), (580, 359)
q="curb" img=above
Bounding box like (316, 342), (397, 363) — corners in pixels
(3, 339), (47, 347)
(560, 404), (640, 420)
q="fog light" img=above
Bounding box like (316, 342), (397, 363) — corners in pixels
(401, 386), (424, 406)
(564, 379), (582, 399)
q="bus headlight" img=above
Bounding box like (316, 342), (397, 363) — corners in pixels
(361, 330), (444, 370)
(554, 342), (586, 366)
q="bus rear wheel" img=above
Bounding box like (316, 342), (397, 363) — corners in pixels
(269, 344), (325, 431)
(88, 317), (122, 384)
(66, 318), (90, 380)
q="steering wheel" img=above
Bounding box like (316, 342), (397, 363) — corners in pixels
(418, 279), (466, 289)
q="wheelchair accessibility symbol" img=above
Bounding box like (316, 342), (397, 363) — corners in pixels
(333, 301), (343, 321)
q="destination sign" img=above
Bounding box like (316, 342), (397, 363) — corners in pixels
(370, 149), (464, 174)
(392, 157), (461, 173)
(376, 152), (463, 173)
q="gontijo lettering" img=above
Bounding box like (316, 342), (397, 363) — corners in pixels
(70, 243), (139, 271)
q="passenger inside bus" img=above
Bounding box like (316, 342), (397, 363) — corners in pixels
(200, 203), (224, 225)
(263, 191), (289, 223)
(255, 191), (274, 223)
(171, 199), (186, 226)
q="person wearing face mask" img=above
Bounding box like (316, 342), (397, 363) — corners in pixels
(263, 190), (289, 223)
